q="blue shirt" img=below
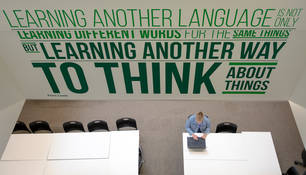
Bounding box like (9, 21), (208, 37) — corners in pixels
(185, 114), (211, 135)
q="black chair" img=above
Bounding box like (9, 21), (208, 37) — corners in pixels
(63, 121), (85, 132)
(13, 121), (31, 133)
(87, 120), (109, 132)
(116, 117), (141, 173)
(283, 167), (299, 175)
(139, 146), (144, 174)
(187, 114), (193, 119)
(216, 122), (238, 133)
(295, 149), (306, 167)
(29, 120), (53, 133)
(116, 117), (137, 130)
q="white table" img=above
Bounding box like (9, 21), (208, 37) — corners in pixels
(48, 132), (110, 160)
(183, 133), (246, 160)
(1, 132), (111, 161)
(0, 161), (47, 175)
(183, 132), (282, 175)
(1, 134), (53, 160)
(241, 132), (282, 175)
(0, 131), (139, 175)
(44, 159), (109, 175)
(108, 131), (139, 175)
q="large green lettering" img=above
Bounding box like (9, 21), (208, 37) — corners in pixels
(60, 62), (88, 94)
(122, 63), (148, 94)
(193, 62), (222, 94)
(165, 63), (190, 94)
(152, 63), (161, 94)
(95, 62), (119, 93)
(32, 62), (59, 93)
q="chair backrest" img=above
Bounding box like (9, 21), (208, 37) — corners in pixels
(116, 117), (137, 130)
(302, 149), (306, 165)
(87, 120), (109, 132)
(216, 122), (238, 133)
(187, 114), (193, 119)
(63, 121), (85, 132)
(286, 167), (299, 175)
(13, 121), (31, 133)
(139, 146), (144, 172)
(29, 120), (53, 133)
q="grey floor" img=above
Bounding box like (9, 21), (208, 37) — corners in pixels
(18, 100), (305, 175)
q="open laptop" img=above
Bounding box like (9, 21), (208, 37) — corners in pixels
(187, 137), (206, 149)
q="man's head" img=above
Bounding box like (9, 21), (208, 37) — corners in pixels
(196, 112), (204, 123)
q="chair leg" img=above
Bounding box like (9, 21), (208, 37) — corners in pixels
(295, 160), (306, 167)
(138, 146), (144, 174)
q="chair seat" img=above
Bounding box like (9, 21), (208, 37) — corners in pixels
(13, 121), (31, 134)
(216, 122), (238, 133)
(119, 127), (137, 131)
(90, 129), (108, 132)
(87, 120), (109, 132)
(116, 117), (137, 130)
(63, 121), (85, 133)
(29, 120), (53, 133)
(13, 130), (31, 134)
(66, 130), (84, 133)
(34, 130), (52, 134)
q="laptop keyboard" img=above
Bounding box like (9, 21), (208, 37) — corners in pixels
(187, 137), (206, 148)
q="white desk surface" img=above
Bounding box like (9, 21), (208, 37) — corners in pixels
(183, 133), (246, 160)
(1, 134), (53, 160)
(241, 132), (282, 175)
(183, 132), (282, 175)
(44, 159), (109, 175)
(108, 131), (139, 175)
(0, 161), (47, 175)
(184, 159), (249, 175)
(0, 131), (139, 175)
(48, 132), (111, 160)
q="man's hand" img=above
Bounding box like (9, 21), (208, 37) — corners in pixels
(201, 134), (207, 139)
(192, 134), (198, 140)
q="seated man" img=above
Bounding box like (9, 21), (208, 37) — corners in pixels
(185, 112), (210, 140)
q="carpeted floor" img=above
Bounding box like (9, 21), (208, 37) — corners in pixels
(18, 100), (305, 175)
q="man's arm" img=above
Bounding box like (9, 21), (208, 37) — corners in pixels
(204, 117), (211, 134)
(185, 118), (194, 135)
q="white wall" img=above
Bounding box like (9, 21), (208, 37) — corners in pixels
(290, 67), (306, 148)
(1, 0), (306, 100)
(291, 68), (306, 108)
(0, 101), (25, 155)
(0, 58), (25, 156)
(289, 101), (306, 148)
(0, 0), (306, 153)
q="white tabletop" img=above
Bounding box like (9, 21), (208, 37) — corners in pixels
(0, 131), (139, 175)
(1, 134), (53, 160)
(183, 132), (282, 175)
(44, 159), (109, 175)
(108, 131), (139, 175)
(241, 132), (282, 175)
(183, 133), (246, 160)
(0, 161), (47, 175)
(184, 159), (249, 175)
(48, 132), (111, 160)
